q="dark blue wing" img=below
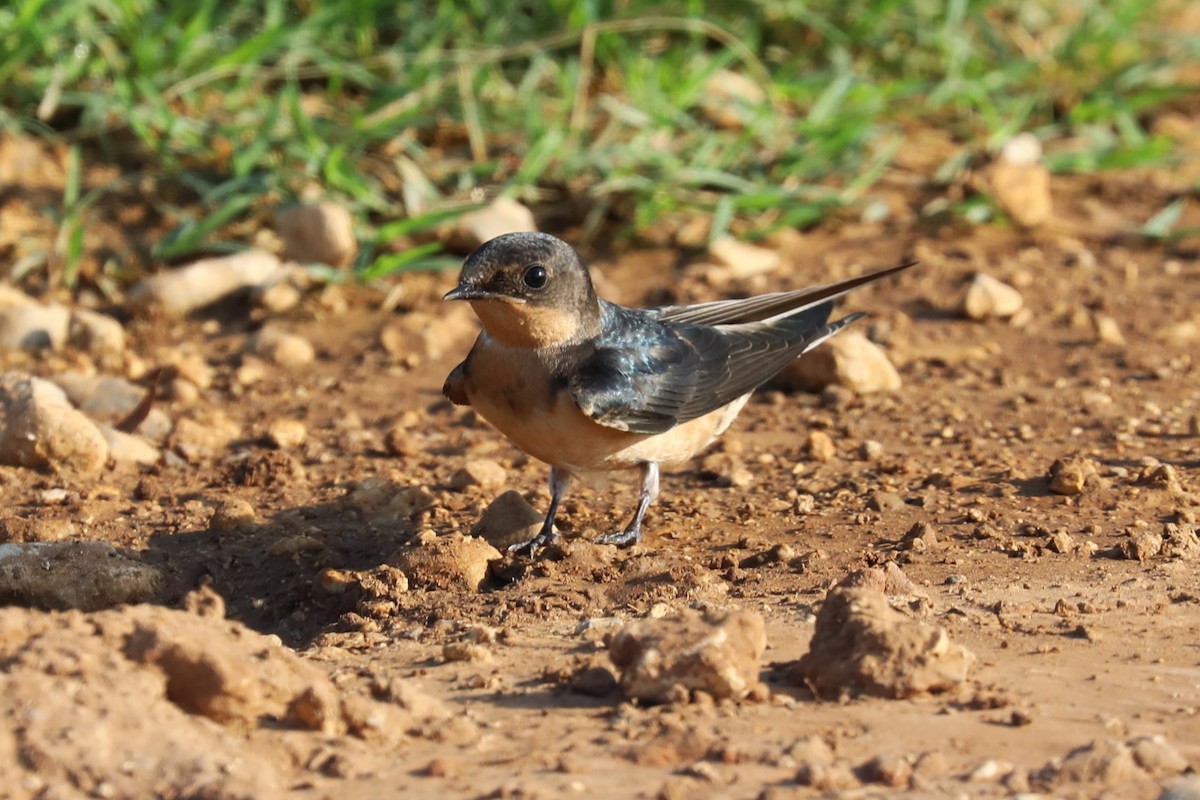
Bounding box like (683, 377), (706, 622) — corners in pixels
(569, 302), (853, 434)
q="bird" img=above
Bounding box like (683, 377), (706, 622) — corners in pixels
(442, 231), (913, 555)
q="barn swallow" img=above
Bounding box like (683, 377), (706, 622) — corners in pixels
(443, 232), (913, 555)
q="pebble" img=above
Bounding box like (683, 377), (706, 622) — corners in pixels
(470, 490), (543, 551)
(570, 665), (619, 697)
(171, 410), (241, 458)
(208, 498), (259, 535)
(341, 478), (434, 522)
(776, 332), (902, 394)
(0, 302), (71, 350)
(1048, 457), (1099, 496)
(389, 532), (501, 593)
(275, 200), (357, 267)
(0, 371), (108, 475)
(699, 69), (767, 129)
(245, 327), (315, 368)
(51, 372), (144, 418)
(867, 491), (905, 513)
(706, 237), (781, 280)
(127, 250), (285, 316)
(859, 440), (884, 460)
(442, 641), (492, 663)
(160, 347), (214, 389)
(1094, 313), (1125, 346)
(1162, 777), (1200, 800)
(450, 198), (536, 251)
(266, 419), (307, 449)
(100, 425), (160, 465)
(67, 308), (126, 358)
(805, 430), (836, 463)
(1118, 528), (1163, 562)
(0, 541), (163, 610)
(0, 283), (37, 308)
(607, 607), (767, 703)
(962, 273), (1025, 320)
(790, 587), (975, 698)
(988, 133), (1053, 228)
(448, 459), (507, 492)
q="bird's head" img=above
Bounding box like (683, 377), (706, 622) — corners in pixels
(445, 232), (600, 347)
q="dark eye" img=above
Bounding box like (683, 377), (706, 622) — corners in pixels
(522, 264), (548, 289)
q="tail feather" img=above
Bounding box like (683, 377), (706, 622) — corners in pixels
(655, 260), (915, 326)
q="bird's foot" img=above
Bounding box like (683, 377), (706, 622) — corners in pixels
(594, 527), (642, 547)
(507, 528), (561, 557)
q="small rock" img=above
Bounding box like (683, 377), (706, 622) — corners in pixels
(449, 459), (507, 492)
(1094, 313), (1125, 346)
(962, 273), (1025, 320)
(0, 371), (108, 475)
(607, 608), (767, 704)
(837, 562), (926, 598)
(266, 419), (307, 449)
(1048, 457), (1099, 496)
(442, 641), (492, 663)
(0, 283), (36, 308)
(899, 522), (939, 553)
(0, 302), (71, 350)
(1047, 530), (1076, 555)
(860, 440), (884, 460)
(776, 332), (902, 394)
(389, 532), (501, 593)
(796, 762), (861, 791)
(1162, 777), (1200, 800)
(789, 588), (975, 699)
(275, 201), (357, 267)
(804, 430), (836, 463)
(988, 133), (1053, 228)
(1051, 738), (1146, 787)
(246, 327), (315, 368)
(0, 541), (162, 610)
(208, 498), (259, 535)
(450, 198), (537, 251)
(699, 70), (768, 129)
(868, 491), (905, 512)
(1118, 529), (1163, 562)
(1162, 523), (1200, 560)
(706, 237), (782, 280)
(858, 754), (913, 788)
(252, 276), (305, 314)
(341, 477), (434, 522)
(570, 665), (619, 697)
(345, 564), (410, 617)
(68, 309), (126, 357)
(0, 517), (77, 543)
(1129, 734), (1189, 778)
(51, 372), (144, 418)
(128, 250), (285, 316)
(159, 347), (214, 389)
(100, 425), (160, 465)
(470, 490), (543, 551)
(171, 410), (241, 458)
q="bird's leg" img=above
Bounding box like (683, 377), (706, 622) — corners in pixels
(508, 466), (572, 556)
(595, 462), (660, 547)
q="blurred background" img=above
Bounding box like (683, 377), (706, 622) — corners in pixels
(0, 0), (1197, 292)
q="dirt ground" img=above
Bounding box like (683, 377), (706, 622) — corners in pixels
(2, 153), (1200, 799)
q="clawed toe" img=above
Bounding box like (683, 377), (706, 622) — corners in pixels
(594, 528), (642, 547)
(507, 530), (560, 557)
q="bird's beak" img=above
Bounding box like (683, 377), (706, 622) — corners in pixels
(444, 285), (492, 302)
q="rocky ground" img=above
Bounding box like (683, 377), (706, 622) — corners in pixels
(1, 134), (1200, 798)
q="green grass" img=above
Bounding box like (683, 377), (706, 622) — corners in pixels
(0, 0), (1196, 284)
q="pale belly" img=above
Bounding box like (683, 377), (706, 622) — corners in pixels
(464, 340), (749, 473)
